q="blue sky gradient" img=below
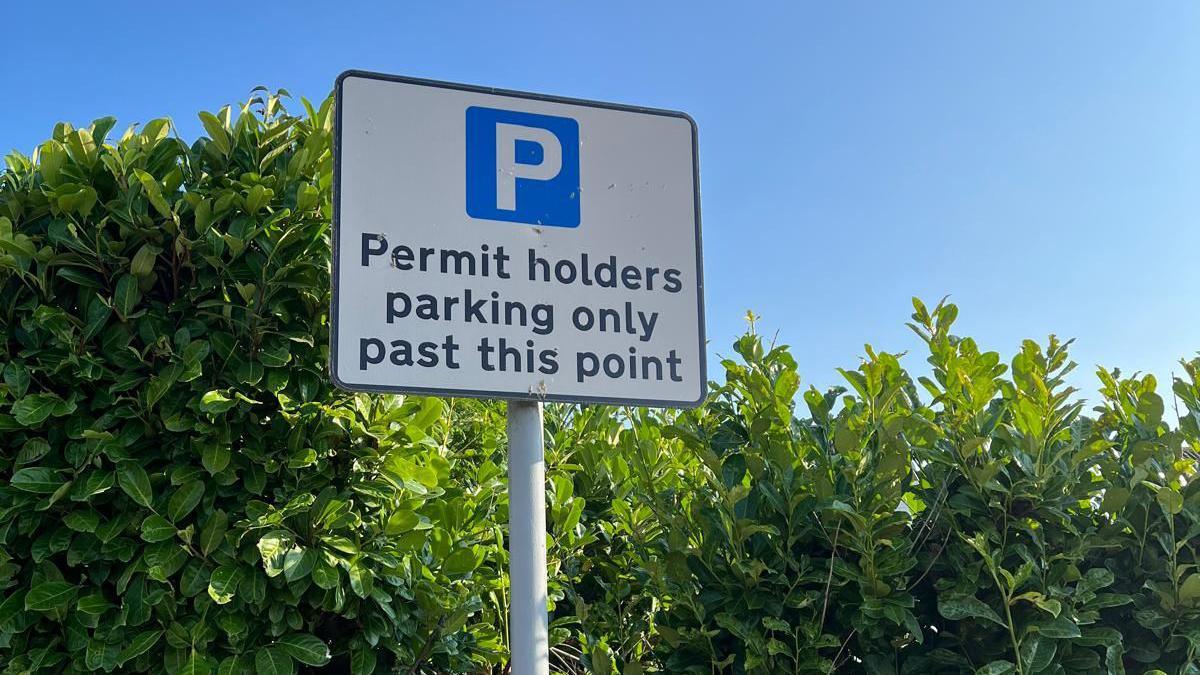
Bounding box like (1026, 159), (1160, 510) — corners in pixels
(4, 2), (1198, 403)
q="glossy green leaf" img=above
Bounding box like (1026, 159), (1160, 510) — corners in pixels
(938, 594), (1005, 628)
(276, 633), (331, 666)
(199, 111), (231, 156)
(168, 480), (205, 521)
(113, 274), (141, 318)
(76, 593), (111, 615)
(349, 645), (376, 675)
(116, 630), (161, 666)
(117, 463), (153, 507)
(11, 467), (64, 493)
(257, 531), (290, 577)
(208, 566), (242, 605)
(17, 438), (51, 465)
(11, 395), (63, 426)
(140, 515), (176, 542)
(129, 242), (161, 277)
(0, 592), (26, 627)
(1180, 574), (1200, 605)
(201, 443), (230, 474)
(200, 510), (228, 556)
(1035, 614), (1081, 639)
(24, 582), (76, 612)
(311, 562), (338, 590)
(199, 390), (236, 414)
(254, 646), (293, 675)
(282, 548), (316, 583)
(443, 546), (483, 576)
(179, 651), (213, 675)
(348, 558), (373, 598)
(385, 509), (420, 534)
(1157, 487), (1183, 516)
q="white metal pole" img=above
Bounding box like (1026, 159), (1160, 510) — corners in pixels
(506, 400), (549, 675)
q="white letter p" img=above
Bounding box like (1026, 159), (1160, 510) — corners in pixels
(495, 123), (562, 212)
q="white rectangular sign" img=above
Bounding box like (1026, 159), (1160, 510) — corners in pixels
(331, 71), (706, 407)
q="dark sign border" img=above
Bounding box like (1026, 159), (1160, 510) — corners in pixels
(330, 69), (707, 408)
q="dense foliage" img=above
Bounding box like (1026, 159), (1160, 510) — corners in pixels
(1, 93), (1197, 674)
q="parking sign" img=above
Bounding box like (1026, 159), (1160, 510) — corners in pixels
(331, 71), (705, 407)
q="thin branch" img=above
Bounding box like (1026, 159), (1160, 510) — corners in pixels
(832, 628), (857, 670)
(818, 521), (841, 633)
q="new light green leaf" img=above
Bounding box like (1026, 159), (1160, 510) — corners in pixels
(133, 170), (173, 219)
(199, 390), (236, 414)
(347, 558), (373, 598)
(385, 509), (420, 534)
(1156, 487), (1183, 516)
(257, 530), (290, 577)
(199, 111), (231, 156)
(1179, 574), (1200, 606)
(208, 566), (242, 605)
(129, 242), (161, 277)
(443, 546), (483, 576)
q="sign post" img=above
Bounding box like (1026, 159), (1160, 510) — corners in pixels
(331, 70), (704, 674)
(506, 401), (549, 675)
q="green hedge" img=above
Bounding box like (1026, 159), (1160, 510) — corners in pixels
(0, 92), (511, 674)
(1, 93), (1198, 674)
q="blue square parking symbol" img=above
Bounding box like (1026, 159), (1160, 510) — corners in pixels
(465, 106), (580, 228)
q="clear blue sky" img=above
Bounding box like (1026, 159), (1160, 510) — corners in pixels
(5, 2), (1198, 404)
